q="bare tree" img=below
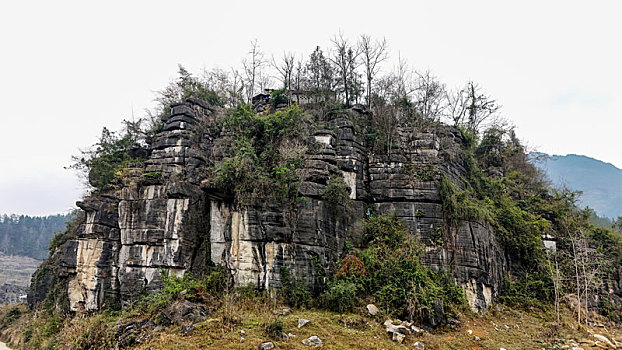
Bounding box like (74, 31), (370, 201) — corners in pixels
(293, 56), (304, 104)
(257, 69), (273, 94)
(359, 34), (388, 109)
(394, 54), (416, 99)
(229, 68), (245, 107)
(446, 81), (500, 133)
(329, 33), (361, 106)
(242, 39), (265, 103)
(272, 51), (296, 91)
(413, 70), (447, 121)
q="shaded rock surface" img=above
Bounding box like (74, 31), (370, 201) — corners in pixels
(30, 99), (506, 313)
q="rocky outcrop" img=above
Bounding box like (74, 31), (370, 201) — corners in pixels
(30, 98), (505, 313)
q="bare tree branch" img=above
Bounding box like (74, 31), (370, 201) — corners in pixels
(359, 34), (389, 109)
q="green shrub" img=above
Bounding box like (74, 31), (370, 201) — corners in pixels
(143, 171), (162, 180)
(499, 271), (553, 309)
(270, 88), (289, 109)
(137, 266), (228, 314)
(213, 105), (311, 206)
(321, 279), (359, 313)
(264, 318), (284, 339)
(404, 163), (438, 182)
(280, 266), (311, 308)
(439, 175), (493, 226)
(0, 306), (21, 329)
(326, 215), (466, 321)
(47, 211), (82, 254)
(322, 176), (351, 209)
(69, 126), (148, 191)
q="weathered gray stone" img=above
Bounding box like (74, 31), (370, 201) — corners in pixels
(162, 300), (207, 325)
(366, 304), (379, 316)
(180, 323), (194, 336)
(592, 334), (615, 348)
(302, 335), (323, 347)
(259, 341), (275, 350)
(392, 332), (405, 343)
(29, 98), (509, 317)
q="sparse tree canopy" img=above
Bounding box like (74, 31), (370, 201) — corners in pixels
(329, 33), (362, 107)
(359, 34), (388, 109)
(242, 39), (266, 103)
(447, 81), (500, 133)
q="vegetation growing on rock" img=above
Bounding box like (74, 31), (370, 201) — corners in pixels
(16, 34), (622, 350)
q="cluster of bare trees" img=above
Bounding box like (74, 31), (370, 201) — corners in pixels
(545, 206), (608, 327)
(153, 33), (502, 135)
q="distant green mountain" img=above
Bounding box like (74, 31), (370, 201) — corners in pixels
(0, 213), (72, 260)
(531, 153), (622, 219)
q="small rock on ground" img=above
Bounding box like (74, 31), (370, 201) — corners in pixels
(592, 334), (615, 348)
(384, 320), (410, 335)
(273, 307), (291, 316)
(298, 318), (310, 328)
(367, 304), (379, 316)
(413, 342), (425, 349)
(392, 332), (405, 343)
(259, 341), (275, 350)
(302, 335), (323, 347)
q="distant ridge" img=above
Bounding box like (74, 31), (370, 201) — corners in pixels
(0, 213), (71, 260)
(531, 153), (622, 219)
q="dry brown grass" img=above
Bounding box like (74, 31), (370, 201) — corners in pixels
(1, 299), (621, 350)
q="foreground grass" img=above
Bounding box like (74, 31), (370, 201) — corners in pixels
(132, 305), (622, 350)
(1, 299), (621, 350)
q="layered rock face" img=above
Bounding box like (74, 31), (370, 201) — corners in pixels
(30, 99), (505, 313)
(368, 127), (505, 312)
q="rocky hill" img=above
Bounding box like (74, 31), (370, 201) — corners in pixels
(18, 53), (622, 349)
(29, 98), (504, 315)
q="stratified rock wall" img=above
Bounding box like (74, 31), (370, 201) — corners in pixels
(367, 126), (505, 311)
(30, 99), (505, 313)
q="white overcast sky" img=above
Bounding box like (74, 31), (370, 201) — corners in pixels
(1, 0), (620, 215)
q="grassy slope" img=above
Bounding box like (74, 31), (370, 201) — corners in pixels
(132, 306), (621, 350)
(3, 300), (620, 350)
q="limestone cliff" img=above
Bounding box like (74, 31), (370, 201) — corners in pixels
(29, 98), (505, 313)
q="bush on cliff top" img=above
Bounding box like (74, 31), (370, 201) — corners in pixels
(69, 122), (151, 191)
(211, 104), (312, 206)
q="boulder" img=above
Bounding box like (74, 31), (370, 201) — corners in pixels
(163, 300), (207, 325)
